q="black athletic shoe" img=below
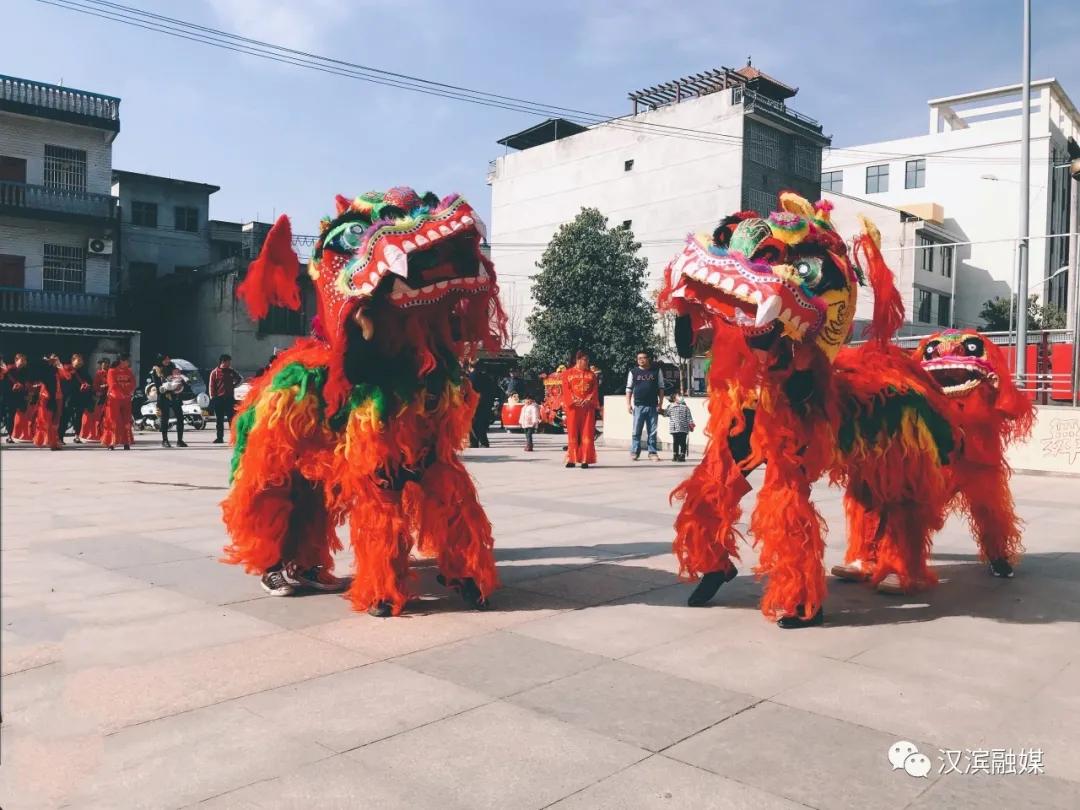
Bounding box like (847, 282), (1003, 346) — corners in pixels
(565, 461), (575, 468)
(177, 440), (188, 448)
(162, 440), (171, 448)
(777, 606), (824, 629)
(688, 566), (738, 607)
(457, 577), (491, 611)
(283, 563), (347, 592)
(368, 601), (393, 618)
(989, 559), (1015, 578)
(580, 463), (589, 469)
(260, 568), (295, 597)
(212, 438), (224, 444)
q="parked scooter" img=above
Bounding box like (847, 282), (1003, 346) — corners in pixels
(134, 388), (210, 432)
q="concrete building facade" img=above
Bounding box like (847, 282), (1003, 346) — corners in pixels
(488, 63), (830, 350)
(821, 79), (1080, 331)
(0, 74), (141, 367)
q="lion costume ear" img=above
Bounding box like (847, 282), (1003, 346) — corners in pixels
(778, 191), (816, 219)
(236, 215), (300, 321)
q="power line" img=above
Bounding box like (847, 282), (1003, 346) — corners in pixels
(31, 0), (1070, 166)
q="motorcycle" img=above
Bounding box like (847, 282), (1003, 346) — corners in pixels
(135, 389), (210, 432)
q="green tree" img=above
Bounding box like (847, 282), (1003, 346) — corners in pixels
(979, 294), (1067, 331)
(525, 209), (659, 394)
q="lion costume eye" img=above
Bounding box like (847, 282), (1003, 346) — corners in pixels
(794, 257), (823, 289)
(923, 340), (941, 359)
(963, 338), (984, 357)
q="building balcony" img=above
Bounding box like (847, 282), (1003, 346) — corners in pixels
(0, 181), (118, 223)
(0, 287), (117, 324)
(732, 86), (826, 138)
(0, 74), (120, 136)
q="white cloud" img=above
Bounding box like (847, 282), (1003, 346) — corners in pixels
(203, 0), (350, 50)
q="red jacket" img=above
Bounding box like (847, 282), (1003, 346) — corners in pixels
(209, 366), (242, 398)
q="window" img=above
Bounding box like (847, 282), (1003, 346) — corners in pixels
(128, 261), (157, 287)
(915, 288), (932, 323)
(792, 142), (820, 181)
(43, 244), (86, 293)
(621, 219), (632, 230)
(624, 159), (634, 172)
(905, 158), (926, 189)
(260, 304), (305, 336)
(174, 206), (199, 232)
(940, 245), (953, 278)
(0, 254), (26, 288)
(821, 170), (843, 193)
(43, 145), (87, 192)
(917, 234), (936, 273)
(866, 164), (889, 194)
(937, 294), (951, 327)
(131, 200), (158, 227)
(747, 187), (775, 216)
(746, 121), (781, 169)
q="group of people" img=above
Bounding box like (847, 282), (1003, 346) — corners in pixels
(0, 352), (136, 450)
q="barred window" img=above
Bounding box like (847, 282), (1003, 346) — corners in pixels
(821, 170), (843, 193)
(746, 121), (781, 169)
(866, 164), (889, 194)
(43, 145), (87, 192)
(917, 234), (936, 273)
(792, 142), (820, 181)
(43, 244), (86, 293)
(747, 187), (776, 217)
(174, 206), (199, 233)
(915, 288), (932, 323)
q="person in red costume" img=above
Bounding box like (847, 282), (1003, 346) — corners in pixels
(33, 354), (72, 450)
(80, 358), (111, 442)
(3, 353), (33, 442)
(562, 350), (599, 469)
(101, 354), (136, 450)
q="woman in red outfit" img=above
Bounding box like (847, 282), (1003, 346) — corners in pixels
(80, 358), (110, 441)
(562, 351), (599, 468)
(32, 355), (71, 450)
(101, 354), (136, 450)
(4, 353), (34, 442)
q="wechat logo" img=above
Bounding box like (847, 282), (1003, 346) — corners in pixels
(888, 741), (932, 778)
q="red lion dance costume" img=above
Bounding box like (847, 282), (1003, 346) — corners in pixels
(222, 187), (506, 617)
(659, 192), (956, 628)
(835, 329), (1034, 586)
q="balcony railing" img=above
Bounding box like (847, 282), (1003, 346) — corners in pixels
(0, 181), (117, 220)
(0, 74), (120, 128)
(0, 287), (116, 321)
(732, 86), (823, 132)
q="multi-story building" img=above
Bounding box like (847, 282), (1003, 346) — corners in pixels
(821, 79), (1080, 331)
(488, 62), (830, 349)
(0, 74), (139, 362)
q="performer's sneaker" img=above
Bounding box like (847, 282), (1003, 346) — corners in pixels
(688, 565), (738, 607)
(831, 560), (871, 582)
(580, 463), (589, 469)
(283, 563), (347, 593)
(565, 462), (575, 468)
(368, 601), (393, 618)
(875, 573), (906, 594)
(436, 574), (492, 611)
(989, 559), (1015, 578)
(260, 568), (295, 597)
(777, 606), (824, 629)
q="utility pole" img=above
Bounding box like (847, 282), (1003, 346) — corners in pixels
(1014, 0), (1032, 387)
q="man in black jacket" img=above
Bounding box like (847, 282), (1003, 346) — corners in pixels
(62, 353), (93, 444)
(147, 354), (187, 448)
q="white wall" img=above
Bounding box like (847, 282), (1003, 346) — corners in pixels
(0, 217), (111, 294)
(822, 83), (1077, 329)
(490, 93), (746, 349)
(0, 111), (113, 193)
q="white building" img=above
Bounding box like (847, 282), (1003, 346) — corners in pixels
(0, 74), (140, 364)
(821, 79), (1080, 331)
(488, 63), (830, 349)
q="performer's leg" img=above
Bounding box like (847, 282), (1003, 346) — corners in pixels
(347, 490), (412, 616)
(833, 483), (881, 582)
(869, 499), (939, 593)
(579, 407), (596, 466)
(405, 461), (498, 609)
(957, 463), (1023, 576)
(564, 406), (581, 466)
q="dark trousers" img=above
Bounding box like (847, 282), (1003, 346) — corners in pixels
(159, 396), (184, 441)
(524, 427), (535, 450)
(64, 399), (86, 438)
(214, 396), (235, 441)
(470, 404), (490, 448)
(672, 432), (688, 460)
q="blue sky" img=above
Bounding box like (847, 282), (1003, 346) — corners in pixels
(7, 0), (1080, 237)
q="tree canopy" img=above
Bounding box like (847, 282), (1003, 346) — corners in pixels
(979, 294), (1066, 331)
(525, 208), (659, 394)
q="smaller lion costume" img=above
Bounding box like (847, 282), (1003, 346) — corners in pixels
(837, 329), (1034, 583)
(222, 187), (507, 616)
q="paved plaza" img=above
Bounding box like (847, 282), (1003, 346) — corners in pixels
(2, 428), (1079, 809)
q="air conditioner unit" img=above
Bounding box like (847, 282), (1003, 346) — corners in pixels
(87, 237), (113, 256)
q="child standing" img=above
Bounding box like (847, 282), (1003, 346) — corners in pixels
(665, 393), (695, 462)
(519, 394), (541, 452)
